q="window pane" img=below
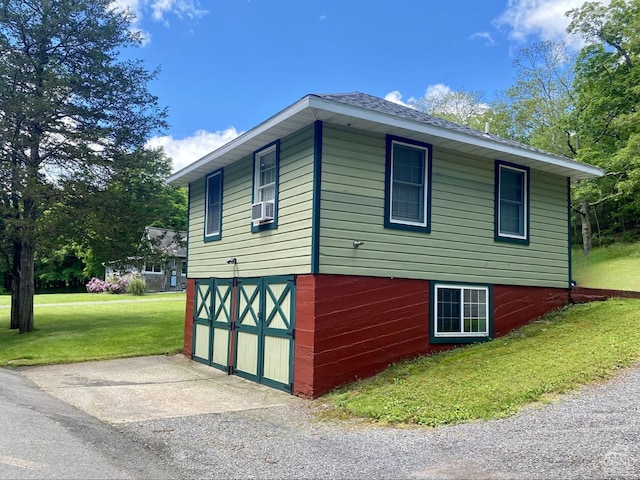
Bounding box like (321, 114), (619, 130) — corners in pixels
(258, 184), (275, 202)
(462, 287), (488, 334)
(500, 202), (523, 235)
(437, 288), (460, 333)
(393, 145), (424, 183)
(259, 150), (276, 186)
(501, 169), (523, 202)
(206, 173), (221, 236)
(392, 184), (423, 221)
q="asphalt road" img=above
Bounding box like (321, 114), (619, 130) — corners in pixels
(4, 356), (640, 479)
(0, 368), (179, 479)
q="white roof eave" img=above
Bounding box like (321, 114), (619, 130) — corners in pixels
(167, 95), (603, 187)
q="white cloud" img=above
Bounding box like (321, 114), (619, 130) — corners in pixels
(150, 0), (208, 23)
(392, 84), (489, 124)
(470, 31), (496, 46)
(422, 83), (452, 99)
(493, 0), (609, 49)
(110, 0), (207, 43)
(384, 90), (414, 108)
(147, 128), (242, 172)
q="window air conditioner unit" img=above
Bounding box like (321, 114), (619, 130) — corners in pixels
(251, 201), (274, 224)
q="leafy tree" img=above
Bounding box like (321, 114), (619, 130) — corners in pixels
(0, 0), (167, 332)
(34, 244), (85, 291)
(44, 148), (186, 279)
(412, 89), (488, 129)
(567, 0), (640, 251)
(490, 41), (577, 157)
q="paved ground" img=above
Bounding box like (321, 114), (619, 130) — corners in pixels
(21, 355), (301, 423)
(0, 368), (180, 479)
(13, 355), (640, 479)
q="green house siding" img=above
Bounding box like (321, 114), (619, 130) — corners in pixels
(187, 125), (315, 278)
(318, 124), (570, 288)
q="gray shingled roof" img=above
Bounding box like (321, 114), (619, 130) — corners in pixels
(313, 92), (575, 164)
(143, 227), (187, 257)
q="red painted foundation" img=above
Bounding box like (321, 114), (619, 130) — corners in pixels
(493, 284), (569, 337)
(294, 275), (430, 398)
(183, 278), (195, 358)
(183, 274), (578, 398)
(570, 286), (640, 303)
(293, 276), (571, 398)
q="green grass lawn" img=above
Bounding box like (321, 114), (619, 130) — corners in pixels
(0, 292), (185, 366)
(572, 242), (640, 290)
(0, 291), (184, 306)
(322, 299), (640, 427)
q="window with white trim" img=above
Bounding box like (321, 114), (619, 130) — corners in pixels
(143, 264), (163, 274)
(385, 135), (432, 232)
(434, 284), (489, 338)
(252, 141), (279, 230)
(255, 146), (276, 203)
(496, 162), (529, 242)
(205, 170), (222, 241)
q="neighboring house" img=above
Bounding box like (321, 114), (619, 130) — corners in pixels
(104, 226), (187, 292)
(167, 92), (603, 398)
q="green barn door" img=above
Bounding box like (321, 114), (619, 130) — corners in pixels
(192, 279), (213, 364)
(192, 279), (232, 371)
(210, 279), (233, 371)
(233, 278), (261, 381)
(233, 276), (295, 392)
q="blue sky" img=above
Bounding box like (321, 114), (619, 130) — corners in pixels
(112, 0), (599, 172)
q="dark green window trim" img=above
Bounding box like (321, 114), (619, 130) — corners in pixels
(311, 121), (323, 274)
(186, 184), (191, 275)
(251, 140), (280, 233)
(429, 281), (493, 344)
(384, 134), (432, 233)
(495, 160), (530, 245)
(204, 169), (223, 242)
(567, 176), (573, 288)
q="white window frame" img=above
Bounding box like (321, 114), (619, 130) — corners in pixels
(497, 163), (528, 241)
(253, 144), (277, 212)
(389, 140), (429, 228)
(434, 284), (490, 338)
(143, 264), (163, 275)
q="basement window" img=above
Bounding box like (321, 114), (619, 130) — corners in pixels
(431, 283), (492, 343)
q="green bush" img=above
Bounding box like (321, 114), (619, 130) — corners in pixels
(127, 278), (147, 296)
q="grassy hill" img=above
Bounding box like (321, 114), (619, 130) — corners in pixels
(320, 243), (640, 426)
(572, 242), (640, 291)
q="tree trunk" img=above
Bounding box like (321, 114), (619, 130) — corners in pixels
(17, 240), (35, 333)
(10, 241), (21, 330)
(579, 200), (592, 256)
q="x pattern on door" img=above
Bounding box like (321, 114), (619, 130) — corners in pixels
(192, 276), (295, 392)
(192, 279), (233, 372)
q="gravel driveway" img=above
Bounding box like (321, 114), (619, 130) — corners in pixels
(117, 365), (640, 479)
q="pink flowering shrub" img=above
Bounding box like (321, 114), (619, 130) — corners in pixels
(86, 276), (130, 294)
(86, 277), (108, 293)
